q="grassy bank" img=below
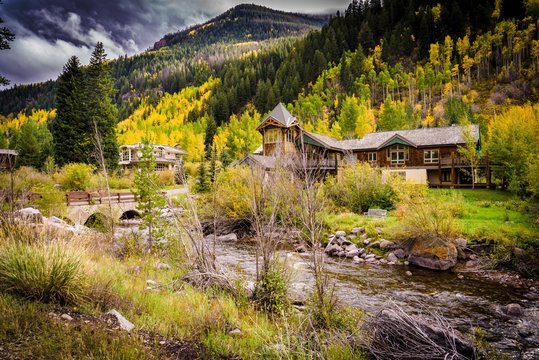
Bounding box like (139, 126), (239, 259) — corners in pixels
(0, 219), (365, 359)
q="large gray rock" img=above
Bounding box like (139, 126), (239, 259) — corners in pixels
(393, 248), (406, 259)
(16, 207), (43, 223)
(106, 309), (135, 332)
(324, 244), (341, 255)
(344, 244), (358, 252)
(351, 227), (365, 235)
(335, 230), (346, 237)
(346, 249), (360, 258)
(379, 239), (396, 249)
(387, 253), (399, 263)
(408, 236), (458, 271)
(503, 303), (523, 317)
(455, 238), (467, 248)
(218, 233), (238, 242)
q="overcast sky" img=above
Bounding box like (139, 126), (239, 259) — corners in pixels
(0, 0), (348, 88)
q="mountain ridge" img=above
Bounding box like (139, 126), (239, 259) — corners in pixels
(153, 3), (330, 50)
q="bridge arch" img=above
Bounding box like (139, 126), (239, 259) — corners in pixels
(119, 209), (141, 220)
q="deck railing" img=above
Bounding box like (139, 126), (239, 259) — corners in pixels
(439, 156), (487, 166)
(66, 191), (136, 206)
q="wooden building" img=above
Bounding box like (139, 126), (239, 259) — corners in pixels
(119, 143), (187, 173)
(240, 103), (490, 188)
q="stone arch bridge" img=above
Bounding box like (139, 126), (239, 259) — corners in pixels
(66, 192), (140, 225)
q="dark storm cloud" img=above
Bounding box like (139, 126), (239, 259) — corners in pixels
(0, 0), (349, 87)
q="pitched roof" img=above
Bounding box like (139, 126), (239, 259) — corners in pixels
(120, 143), (187, 155)
(256, 103), (298, 130)
(299, 125), (479, 151)
(238, 154), (277, 169)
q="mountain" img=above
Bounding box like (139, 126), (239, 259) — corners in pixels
(0, 4), (329, 117)
(153, 4), (330, 50)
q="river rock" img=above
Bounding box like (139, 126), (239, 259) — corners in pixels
(408, 236), (458, 271)
(324, 244), (341, 255)
(455, 237), (467, 248)
(369, 240), (381, 248)
(351, 227), (365, 235)
(365, 253), (376, 259)
(365, 257), (376, 263)
(337, 251), (346, 257)
(393, 248), (406, 259)
(379, 239), (396, 249)
(49, 216), (67, 225)
(289, 283), (309, 305)
(352, 256), (362, 263)
(61, 313), (73, 321)
(344, 244), (358, 252)
(217, 233), (238, 242)
(387, 252), (399, 263)
(16, 207), (43, 223)
(405, 271), (413, 276)
(156, 262), (172, 270)
(335, 230), (346, 237)
(504, 303), (523, 317)
(106, 309), (135, 332)
(346, 249), (360, 258)
(363, 238), (371, 245)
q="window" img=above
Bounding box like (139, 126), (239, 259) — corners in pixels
(155, 163), (168, 172)
(442, 170), (451, 182)
(424, 149), (439, 164)
(121, 149), (131, 162)
(368, 152), (377, 162)
(154, 147), (164, 158)
(265, 128), (282, 144)
(390, 145), (407, 165)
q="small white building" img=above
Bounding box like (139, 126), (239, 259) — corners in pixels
(119, 143), (187, 173)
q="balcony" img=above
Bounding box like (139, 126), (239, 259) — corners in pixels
(439, 156), (487, 167)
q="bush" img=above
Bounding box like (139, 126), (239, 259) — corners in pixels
(159, 170), (175, 187)
(57, 163), (96, 191)
(397, 193), (460, 240)
(253, 268), (289, 314)
(214, 166), (252, 219)
(0, 241), (87, 304)
(108, 172), (134, 190)
(324, 163), (404, 213)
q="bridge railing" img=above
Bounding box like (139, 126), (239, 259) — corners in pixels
(66, 191), (136, 206)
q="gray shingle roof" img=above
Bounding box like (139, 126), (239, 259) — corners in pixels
(302, 125), (479, 151)
(257, 103), (298, 129)
(120, 143), (187, 155)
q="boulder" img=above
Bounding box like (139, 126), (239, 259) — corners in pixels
(344, 244), (358, 252)
(405, 271), (413, 276)
(156, 262), (172, 270)
(408, 236), (458, 271)
(455, 238), (467, 248)
(387, 253), (399, 263)
(337, 251), (346, 257)
(217, 233), (238, 242)
(289, 283), (309, 305)
(351, 227), (365, 235)
(324, 244), (341, 255)
(393, 248), (406, 259)
(49, 216), (67, 225)
(340, 239), (353, 246)
(363, 238), (371, 245)
(16, 207), (43, 223)
(503, 303), (523, 317)
(352, 256), (362, 263)
(379, 239), (396, 250)
(106, 309), (135, 332)
(335, 230), (346, 237)
(60, 313), (73, 321)
(346, 249), (360, 258)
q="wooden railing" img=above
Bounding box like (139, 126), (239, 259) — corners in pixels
(439, 156), (487, 166)
(66, 191), (136, 206)
(300, 157), (337, 169)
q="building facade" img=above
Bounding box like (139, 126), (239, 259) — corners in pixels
(119, 143), (186, 173)
(240, 103), (490, 187)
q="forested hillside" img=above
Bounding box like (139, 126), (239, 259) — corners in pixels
(153, 4), (329, 49)
(1, 0), (539, 193)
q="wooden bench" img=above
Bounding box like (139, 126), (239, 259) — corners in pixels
(364, 208), (387, 218)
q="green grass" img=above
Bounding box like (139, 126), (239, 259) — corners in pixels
(428, 189), (539, 248)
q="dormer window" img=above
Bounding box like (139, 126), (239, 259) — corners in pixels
(265, 128), (282, 144)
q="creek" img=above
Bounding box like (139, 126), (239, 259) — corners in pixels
(214, 240), (539, 359)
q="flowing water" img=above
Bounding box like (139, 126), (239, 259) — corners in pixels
(214, 240), (539, 359)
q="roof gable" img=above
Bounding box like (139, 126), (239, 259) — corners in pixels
(256, 103), (298, 130)
(378, 134), (417, 149)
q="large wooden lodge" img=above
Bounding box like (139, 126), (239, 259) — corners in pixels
(240, 103), (491, 187)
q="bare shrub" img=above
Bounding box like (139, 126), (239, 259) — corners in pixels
(362, 304), (474, 360)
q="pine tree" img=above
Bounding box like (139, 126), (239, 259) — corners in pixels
(52, 56), (87, 166)
(85, 42), (119, 170)
(133, 138), (166, 248)
(195, 159), (210, 193)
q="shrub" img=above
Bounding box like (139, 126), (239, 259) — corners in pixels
(108, 172), (134, 190)
(57, 163), (96, 191)
(32, 184), (66, 217)
(324, 163), (404, 213)
(213, 166), (252, 219)
(159, 170), (175, 186)
(397, 193), (459, 240)
(0, 241), (87, 304)
(253, 268), (289, 314)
